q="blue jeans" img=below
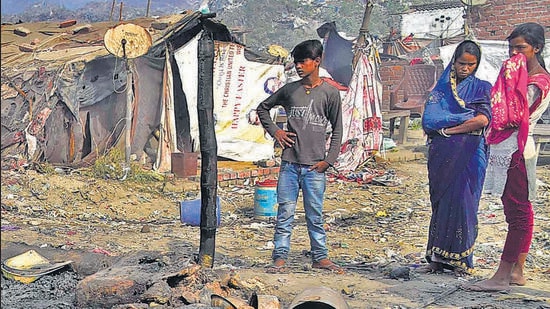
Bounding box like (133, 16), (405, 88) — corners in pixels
(272, 161), (327, 263)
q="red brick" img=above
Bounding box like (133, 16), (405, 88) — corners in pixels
(76, 267), (146, 308)
(465, 0), (550, 41)
(237, 171), (251, 179)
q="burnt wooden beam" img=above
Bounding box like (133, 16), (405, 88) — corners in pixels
(196, 29), (218, 268)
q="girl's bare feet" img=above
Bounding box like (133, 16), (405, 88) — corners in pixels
(462, 278), (510, 292)
(510, 273), (526, 286)
(510, 253), (527, 286)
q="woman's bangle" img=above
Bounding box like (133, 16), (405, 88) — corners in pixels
(439, 128), (450, 137)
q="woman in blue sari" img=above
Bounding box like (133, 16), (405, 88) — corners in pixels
(420, 40), (492, 275)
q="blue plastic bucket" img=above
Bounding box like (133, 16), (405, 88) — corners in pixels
(180, 197), (221, 227)
(254, 179), (278, 220)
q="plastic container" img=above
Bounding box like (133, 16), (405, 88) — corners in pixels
(180, 196), (221, 227)
(254, 179), (278, 220)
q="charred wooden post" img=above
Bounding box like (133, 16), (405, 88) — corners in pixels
(197, 29), (218, 268)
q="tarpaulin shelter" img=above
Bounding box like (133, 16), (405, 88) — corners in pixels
(381, 0), (466, 61)
(316, 22), (383, 173)
(1, 11), (284, 170)
(440, 39), (550, 85)
(316, 22), (354, 87)
(381, 32), (432, 59)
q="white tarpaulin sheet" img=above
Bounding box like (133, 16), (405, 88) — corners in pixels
(175, 34), (285, 161)
(439, 39), (550, 85)
(333, 53), (383, 172)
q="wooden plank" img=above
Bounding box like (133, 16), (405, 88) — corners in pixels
(381, 110), (411, 144)
(14, 27), (31, 37)
(381, 110), (411, 119)
(59, 20), (77, 28)
(534, 124), (550, 156)
(72, 24), (92, 35)
(18, 44), (35, 52)
(534, 124), (550, 143)
(533, 124), (550, 136)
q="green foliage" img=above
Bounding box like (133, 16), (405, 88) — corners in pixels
(34, 162), (57, 175)
(215, 0), (437, 53)
(90, 148), (163, 183)
(409, 118), (423, 130)
(2, 0), (440, 54)
(91, 148), (125, 179)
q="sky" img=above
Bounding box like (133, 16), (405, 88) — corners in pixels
(0, 0), (196, 15)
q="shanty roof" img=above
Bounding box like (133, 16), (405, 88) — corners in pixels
(0, 11), (238, 166)
(408, 0), (464, 12)
(0, 11), (235, 76)
(1, 11), (283, 168)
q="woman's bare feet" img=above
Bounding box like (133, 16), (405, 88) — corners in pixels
(453, 267), (469, 277)
(416, 262), (443, 274)
(462, 278), (511, 292)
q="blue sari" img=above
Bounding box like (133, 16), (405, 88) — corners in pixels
(422, 63), (492, 273)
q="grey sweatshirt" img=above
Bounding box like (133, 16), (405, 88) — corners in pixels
(256, 80), (343, 166)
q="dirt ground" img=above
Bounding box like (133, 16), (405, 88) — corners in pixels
(1, 142), (550, 308)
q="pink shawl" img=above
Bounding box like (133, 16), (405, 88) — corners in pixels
(486, 53), (550, 154)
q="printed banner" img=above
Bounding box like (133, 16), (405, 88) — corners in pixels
(175, 35), (285, 161)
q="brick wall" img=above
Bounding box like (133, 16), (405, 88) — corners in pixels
(378, 59), (444, 111)
(379, 60), (407, 111)
(378, 0), (549, 112)
(465, 0), (550, 40)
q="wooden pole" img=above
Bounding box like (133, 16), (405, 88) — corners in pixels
(197, 30), (218, 268)
(109, 0), (116, 21)
(125, 63), (133, 163)
(119, 1), (124, 22)
(353, 0), (374, 69)
(122, 38), (133, 164)
(146, 0), (151, 17)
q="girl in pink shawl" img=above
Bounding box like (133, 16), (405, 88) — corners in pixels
(466, 23), (550, 292)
